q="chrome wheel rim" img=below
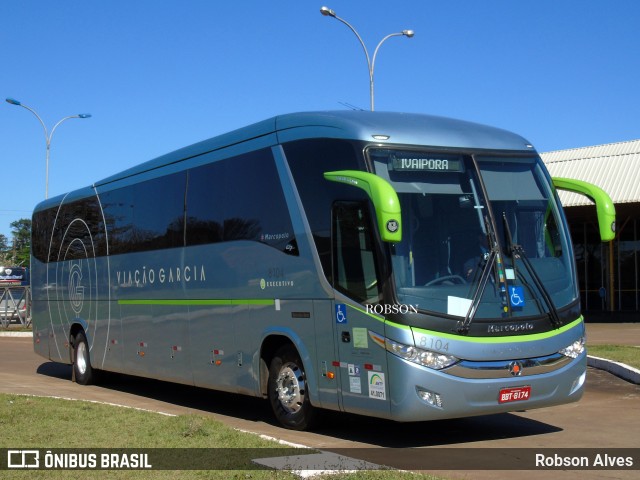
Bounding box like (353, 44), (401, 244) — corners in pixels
(76, 341), (88, 375)
(275, 362), (304, 414)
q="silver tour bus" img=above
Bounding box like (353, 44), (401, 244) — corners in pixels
(31, 111), (615, 430)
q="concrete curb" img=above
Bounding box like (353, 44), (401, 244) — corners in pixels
(587, 355), (640, 385)
(0, 331), (32, 337)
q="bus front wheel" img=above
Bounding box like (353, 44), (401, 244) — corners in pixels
(268, 345), (316, 430)
(73, 331), (94, 385)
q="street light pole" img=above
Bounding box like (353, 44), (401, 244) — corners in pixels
(5, 98), (91, 199)
(320, 6), (414, 111)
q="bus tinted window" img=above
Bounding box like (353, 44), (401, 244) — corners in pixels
(101, 171), (187, 255)
(186, 149), (297, 254)
(34, 150), (296, 260)
(185, 161), (225, 245)
(333, 202), (382, 303)
(32, 195), (106, 263)
(284, 139), (366, 278)
(32, 207), (57, 263)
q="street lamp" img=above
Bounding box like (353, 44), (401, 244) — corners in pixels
(5, 97), (91, 199)
(320, 6), (414, 111)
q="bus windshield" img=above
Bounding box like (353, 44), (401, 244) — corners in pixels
(369, 148), (577, 320)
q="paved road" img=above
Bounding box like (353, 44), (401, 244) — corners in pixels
(1, 336), (638, 479)
(585, 322), (640, 346)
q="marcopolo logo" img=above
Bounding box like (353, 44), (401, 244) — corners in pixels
(487, 322), (535, 334)
(386, 219), (399, 233)
(365, 304), (419, 315)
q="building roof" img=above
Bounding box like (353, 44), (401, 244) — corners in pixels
(541, 139), (640, 206)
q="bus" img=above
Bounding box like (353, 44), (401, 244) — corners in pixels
(31, 111), (615, 430)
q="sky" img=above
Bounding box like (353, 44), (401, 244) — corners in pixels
(1, 0), (639, 239)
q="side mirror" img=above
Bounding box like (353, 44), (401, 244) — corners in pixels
(324, 170), (402, 242)
(552, 177), (616, 242)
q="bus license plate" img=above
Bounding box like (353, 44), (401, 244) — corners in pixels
(498, 386), (531, 404)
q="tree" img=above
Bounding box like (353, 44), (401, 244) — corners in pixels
(0, 233), (10, 264)
(9, 219), (31, 267)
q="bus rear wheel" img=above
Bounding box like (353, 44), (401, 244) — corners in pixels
(268, 345), (316, 430)
(73, 331), (94, 385)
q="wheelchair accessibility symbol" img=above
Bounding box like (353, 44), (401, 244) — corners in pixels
(335, 304), (347, 324)
(509, 286), (526, 307)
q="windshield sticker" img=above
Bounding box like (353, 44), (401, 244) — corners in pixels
(447, 296), (473, 317)
(509, 286), (526, 308)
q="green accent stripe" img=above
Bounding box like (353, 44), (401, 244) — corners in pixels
(345, 304), (583, 344)
(347, 304), (386, 323)
(118, 299), (275, 306)
(409, 317), (584, 344)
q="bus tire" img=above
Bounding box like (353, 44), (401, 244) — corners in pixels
(73, 331), (94, 385)
(268, 345), (316, 430)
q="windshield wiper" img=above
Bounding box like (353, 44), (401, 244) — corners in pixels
(457, 215), (508, 334)
(501, 212), (562, 329)
(457, 247), (494, 334)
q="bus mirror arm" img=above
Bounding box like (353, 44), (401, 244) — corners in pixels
(552, 177), (616, 242)
(324, 170), (402, 243)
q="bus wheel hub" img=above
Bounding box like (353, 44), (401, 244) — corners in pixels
(276, 363), (304, 413)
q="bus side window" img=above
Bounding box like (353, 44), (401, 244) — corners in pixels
(185, 149), (297, 255)
(332, 202), (381, 303)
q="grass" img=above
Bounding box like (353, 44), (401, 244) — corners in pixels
(0, 393), (440, 480)
(587, 344), (640, 370)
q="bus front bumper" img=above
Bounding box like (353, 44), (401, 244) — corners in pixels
(387, 351), (586, 422)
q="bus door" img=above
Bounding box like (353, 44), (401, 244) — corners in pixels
(332, 202), (390, 417)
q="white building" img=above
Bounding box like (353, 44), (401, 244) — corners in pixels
(542, 140), (640, 320)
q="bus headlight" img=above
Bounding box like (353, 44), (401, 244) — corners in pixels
(558, 336), (586, 359)
(385, 339), (458, 370)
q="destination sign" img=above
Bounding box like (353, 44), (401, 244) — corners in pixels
(390, 153), (464, 173)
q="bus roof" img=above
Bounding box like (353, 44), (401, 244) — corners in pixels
(276, 111), (534, 151)
(34, 111), (537, 213)
(93, 111), (535, 188)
